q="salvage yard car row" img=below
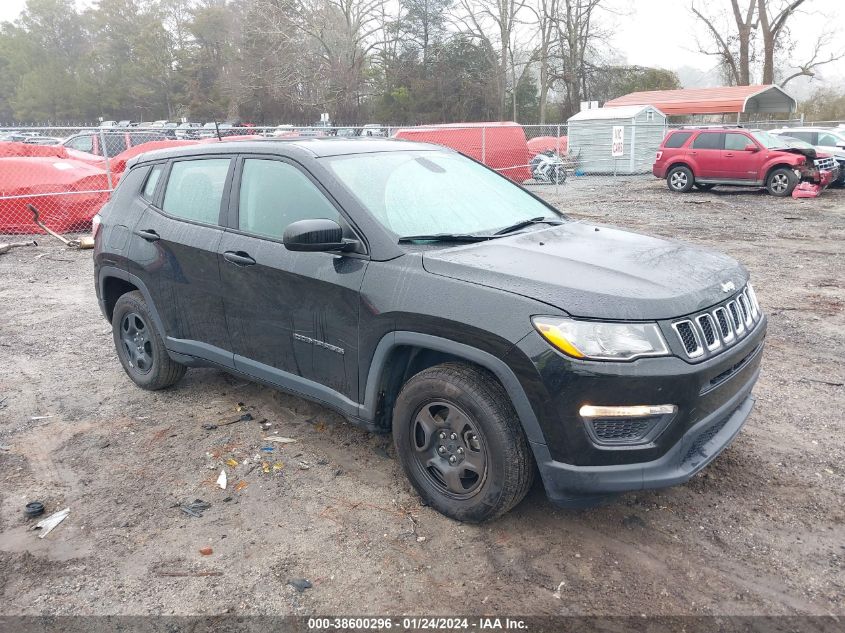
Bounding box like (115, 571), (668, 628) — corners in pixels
(2, 120), (845, 236)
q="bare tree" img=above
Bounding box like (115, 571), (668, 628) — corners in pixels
(757, 0), (803, 84)
(690, 0), (757, 85)
(528, 0), (558, 124)
(555, 0), (603, 116)
(757, 0), (844, 85)
(454, 0), (529, 119)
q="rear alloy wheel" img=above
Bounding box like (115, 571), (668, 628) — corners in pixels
(766, 167), (798, 197)
(393, 363), (534, 522)
(667, 166), (694, 193)
(112, 291), (186, 390)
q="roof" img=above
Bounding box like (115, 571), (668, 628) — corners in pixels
(131, 137), (439, 165)
(605, 85), (796, 116)
(567, 105), (665, 122)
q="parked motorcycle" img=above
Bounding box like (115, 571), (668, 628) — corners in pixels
(530, 150), (567, 184)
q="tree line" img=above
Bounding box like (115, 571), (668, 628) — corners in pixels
(0, 0), (682, 125)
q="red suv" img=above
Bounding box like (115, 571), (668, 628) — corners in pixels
(653, 127), (839, 196)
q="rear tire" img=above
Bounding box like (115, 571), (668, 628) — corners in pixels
(667, 166), (694, 192)
(766, 167), (798, 197)
(392, 363), (534, 522)
(112, 291), (186, 390)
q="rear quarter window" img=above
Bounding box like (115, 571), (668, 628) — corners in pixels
(663, 132), (692, 148)
(141, 164), (164, 201)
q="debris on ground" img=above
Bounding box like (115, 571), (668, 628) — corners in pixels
(216, 469), (227, 489)
(262, 436), (296, 444)
(792, 182), (823, 199)
(155, 569), (222, 578)
(34, 507), (70, 538)
(288, 578), (312, 592)
(199, 547), (213, 556)
(25, 501), (45, 518)
(28, 204), (94, 249)
(0, 240), (37, 255)
(180, 499), (211, 518)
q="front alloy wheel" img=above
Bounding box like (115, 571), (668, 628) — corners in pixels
(411, 401), (487, 498)
(392, 363), (535, 522)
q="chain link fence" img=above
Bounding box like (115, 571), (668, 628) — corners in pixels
(2, 119), (844, 237)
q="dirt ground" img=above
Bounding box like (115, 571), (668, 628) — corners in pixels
(0, 179), (843, 617)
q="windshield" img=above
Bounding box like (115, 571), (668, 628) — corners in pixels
(776, 136), (814, 150)
(323, 150), (561, 238)
(751, 130), (788, 149)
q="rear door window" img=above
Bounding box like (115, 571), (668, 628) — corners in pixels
(162, 158), (231, 225)
(817, 132), (839, 147)
(102, 134), (127, 157)
(663, 132), (692, 148)
(691, 132), (723, 150)
(66, 135), (94, 153)
(786, 131), (815, 144)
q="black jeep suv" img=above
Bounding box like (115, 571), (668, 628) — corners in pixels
(94, 138), (766, 522)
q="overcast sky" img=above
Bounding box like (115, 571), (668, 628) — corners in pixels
(1, 0), (842, 91)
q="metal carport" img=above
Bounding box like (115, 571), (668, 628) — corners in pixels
(604, 85), (797, 116)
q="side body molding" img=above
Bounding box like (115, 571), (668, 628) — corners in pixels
(96, 276), (546, 448)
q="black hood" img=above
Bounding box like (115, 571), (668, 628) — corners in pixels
(421, 222), (747, 320)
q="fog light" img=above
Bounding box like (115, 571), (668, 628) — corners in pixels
(579, 404), (677, 418)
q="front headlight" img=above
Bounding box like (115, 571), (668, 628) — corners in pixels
(532, 316), (670, 361)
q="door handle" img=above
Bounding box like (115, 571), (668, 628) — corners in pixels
(134, 229), (160, 242)
(725, 152), (735, 157)
(223, 251), (256, 267)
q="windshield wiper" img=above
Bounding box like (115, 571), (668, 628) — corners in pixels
(398, 233), (491, 243)
(493, 216), (563, 236)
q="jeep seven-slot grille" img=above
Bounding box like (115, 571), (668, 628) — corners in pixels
(670, 285), (762, 360)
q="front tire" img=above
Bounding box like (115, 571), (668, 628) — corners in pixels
(667, 166), (694, 192)
(392, 363), (534, 522)
(112, 291), (186, 390)
(766, 167), (798, 196)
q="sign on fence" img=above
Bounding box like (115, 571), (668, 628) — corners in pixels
(612, 126), (624, 157)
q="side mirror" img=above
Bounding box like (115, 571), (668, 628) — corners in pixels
(283, 219), (355, 253)
(744, 144), (759, 152)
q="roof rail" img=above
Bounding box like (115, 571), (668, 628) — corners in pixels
(678, 124), (745, 129)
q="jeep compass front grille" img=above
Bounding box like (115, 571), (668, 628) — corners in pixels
(671, 286), (762, 360)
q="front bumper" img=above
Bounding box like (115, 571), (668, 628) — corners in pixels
(533, 374), (756, 506)
(514, 314), (766, 506)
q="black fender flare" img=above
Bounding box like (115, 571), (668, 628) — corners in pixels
(360, 331), (545, 444)
(97, 265), (167, 338)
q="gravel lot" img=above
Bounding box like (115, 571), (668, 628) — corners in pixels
(0, 179), (843, 617)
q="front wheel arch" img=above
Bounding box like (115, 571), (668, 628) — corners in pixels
(765, 164), (799, 196)
(362, 332), (546, 445)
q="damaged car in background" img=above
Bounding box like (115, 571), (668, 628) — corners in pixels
(95, 138), (766, 522)
(653, 127), (840, 197)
